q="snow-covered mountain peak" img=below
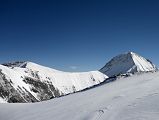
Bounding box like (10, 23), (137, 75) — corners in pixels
(100, 52), (158, 77)
(128, 51), (136, 54)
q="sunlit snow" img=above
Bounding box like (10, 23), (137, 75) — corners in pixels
(0, 72), (159, 120)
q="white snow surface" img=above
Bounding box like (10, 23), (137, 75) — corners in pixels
(0, 72), (159, 120)
(100, 52), (157, 77)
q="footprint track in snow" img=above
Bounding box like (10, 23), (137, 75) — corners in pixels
(86, 107), (109, 120)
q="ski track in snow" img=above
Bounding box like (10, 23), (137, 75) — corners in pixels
(0, 72), (159, 120)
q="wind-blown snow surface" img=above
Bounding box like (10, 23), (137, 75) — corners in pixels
(100, 52), (157, 77)
(0, 72), (159, 120)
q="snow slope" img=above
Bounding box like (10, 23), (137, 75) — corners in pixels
(21, 62), (107, 92)
(100, 52), (157, 77)
(12, 62), (108, 93)
(0, 62), (107, 103)
(0, 72), (159, 120)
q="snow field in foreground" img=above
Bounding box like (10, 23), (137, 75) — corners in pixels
(0, 72), (159, 120)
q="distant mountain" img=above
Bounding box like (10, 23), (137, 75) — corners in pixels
(0, 62), (107, 103)
(100, 52), (158, 77)
(0, 52), (157, 103)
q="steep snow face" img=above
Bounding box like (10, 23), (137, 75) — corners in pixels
(131, 52), (157, 71)
(0, 72), (159, 120)
(100, 52), (157, 77)
(0, 62), (107, 103)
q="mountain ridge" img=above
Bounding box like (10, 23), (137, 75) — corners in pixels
(0, 51), (157, 103)
(0, 61), (107, 103)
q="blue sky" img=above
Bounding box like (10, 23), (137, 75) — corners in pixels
(0, 0), (159, 71)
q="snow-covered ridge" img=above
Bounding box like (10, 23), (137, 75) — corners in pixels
(100, 52), (157, 77)
(0, 61), (107, 103)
